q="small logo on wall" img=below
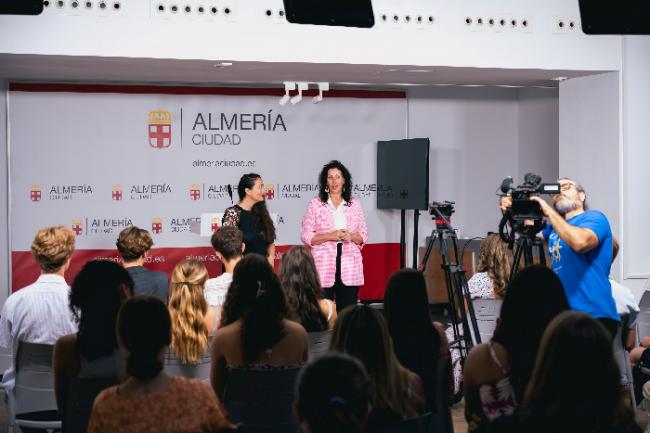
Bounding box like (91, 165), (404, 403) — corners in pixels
(190, 184), (201, 201)
(71, 219), (83, 236)
(30, 185), (41, 202)
(152, 217), (163, 234)
(211, 217), (220, 232)
(400, 185), (409, 199)
(112, 185), (123, 201)
(263, 184), (275, 200)
(148, 110), (172, 149)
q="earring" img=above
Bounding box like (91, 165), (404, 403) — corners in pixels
(342, 185), (346, 192)
(325, 186), (329, 193)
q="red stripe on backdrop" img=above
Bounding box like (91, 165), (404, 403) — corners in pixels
(9, 83), (406, 99)
(11, 243), (399, 301)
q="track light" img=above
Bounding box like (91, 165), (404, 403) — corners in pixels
(313, 82), (329, 103)
(278, 81), (295, 106)
(291, 82), (308, 105)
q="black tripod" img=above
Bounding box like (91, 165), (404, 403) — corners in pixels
(420, 213), (480, 363)
(506, 220), (547, 283)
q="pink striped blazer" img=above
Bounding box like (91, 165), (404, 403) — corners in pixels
(301, 197), (368, 288)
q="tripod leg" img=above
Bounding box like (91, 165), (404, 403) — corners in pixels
(419, 230), (437, 272)
(510, 240), (524, 282)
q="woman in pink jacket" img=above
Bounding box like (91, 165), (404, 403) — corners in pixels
(301, 160), (368, 313)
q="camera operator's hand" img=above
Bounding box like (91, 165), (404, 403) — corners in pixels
(529, 196), (553, 217)
(499, 196), (512, 214)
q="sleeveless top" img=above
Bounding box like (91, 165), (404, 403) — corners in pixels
(222, 205), (270, 257)
(479, 342), (517, 421)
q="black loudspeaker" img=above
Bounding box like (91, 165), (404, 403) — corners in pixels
(579, 0), (650, 34)
(0, 0), (43, 15)
(282, 0), (374, 28)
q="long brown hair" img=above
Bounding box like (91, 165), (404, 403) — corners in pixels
(477, 233), (512, 298)
(522, 311), (635, 433)
(330, 305), (422, 418)
(168, 259), (210, 363)
(280, 246), (328, 332)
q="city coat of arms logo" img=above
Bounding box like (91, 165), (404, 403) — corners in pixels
(263, 184), (275, 200)
(148, 110), (172, 149)
(71, 219), (83, 236)
(211, 217), (220, 232)
(112, 185), (123, 201)
(152, 217), (163, 234)
(30, 185), (41, 202)
(190, 184), (201, 201)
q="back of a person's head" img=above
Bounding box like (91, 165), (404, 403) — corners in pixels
(295, 352), (370, 433)
(477, 233), (512, 298)
(523, 311), (632, 433)
(280, 246), (327, 332)
(118, 295), (171, 381)
(221, 253), (288, 364)
(31, 226), (75, 273)
(116, 226), (153, 262)
(70, 260), (134, 360)
(168, 259), (209, 363)
(210, 226), (243, 261)
(492, 265), (569, 399)
(330, 305), (417, 417)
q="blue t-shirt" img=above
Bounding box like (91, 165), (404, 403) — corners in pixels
(542, 210), (619, 321)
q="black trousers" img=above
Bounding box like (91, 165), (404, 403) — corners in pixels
(323, 243), (359, 314)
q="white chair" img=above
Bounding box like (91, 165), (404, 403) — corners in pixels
(471, 298), (503, 344)
(307, 330), (332, 360)
(164, 348), (211, 383)
(6, 341), (61, 433)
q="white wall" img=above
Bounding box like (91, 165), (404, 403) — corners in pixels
(0, 0), (622, 72)
(0, 81), (8, 305)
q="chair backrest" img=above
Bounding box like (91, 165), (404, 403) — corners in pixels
(371, 412), (432, 433)
(164, 347), (211, 383)
(472, 298), (503, 343)
(640, 285), (650, 309)
(14, 341), (58, 416)
(64, 377), (117, 433)
(636, 310), (650, 342)
(222, 366), (301, 432)
(307, 330), (332, 360)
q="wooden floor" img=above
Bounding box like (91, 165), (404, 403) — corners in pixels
(451, 400), (469, 433)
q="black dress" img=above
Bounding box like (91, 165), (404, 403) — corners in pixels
(222, 205), (270, 257)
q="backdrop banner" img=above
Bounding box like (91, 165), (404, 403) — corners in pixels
(9, 84), (407, 300)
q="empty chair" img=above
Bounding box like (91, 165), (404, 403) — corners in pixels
(307, 330), (332, 359)
(7, 342), (61, 432)
(472, 298), (503, 343)
(222, 366), (301, 433)
(164, 347), (211, 382)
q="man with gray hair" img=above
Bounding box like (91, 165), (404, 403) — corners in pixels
(528, 178), (619, 337)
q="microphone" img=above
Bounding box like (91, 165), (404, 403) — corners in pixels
(227, 184), (234, 204)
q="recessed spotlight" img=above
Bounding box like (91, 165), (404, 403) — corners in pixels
(405, 69), (432, 73)
(213, 62), (233, 68)
(551, 76), (568, 82)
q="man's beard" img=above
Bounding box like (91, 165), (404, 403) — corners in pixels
(554, 198), (581, 215)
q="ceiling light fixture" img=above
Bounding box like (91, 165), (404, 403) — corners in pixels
(312, 82), (329, 104)
(290, 82), (308, 105)
(278, 81), (296, 106)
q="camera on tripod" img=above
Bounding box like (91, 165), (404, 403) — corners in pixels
(499, 173), (560, 222)
(429, 201), (455, 228)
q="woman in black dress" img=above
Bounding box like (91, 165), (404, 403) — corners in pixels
(222, 173), (276, 267)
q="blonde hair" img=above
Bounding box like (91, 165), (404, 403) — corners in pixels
(477, 234), (513, 298)
(116, 226), (153, 262)
(31, 226), (75, 273)
(168, 259), (209, 363)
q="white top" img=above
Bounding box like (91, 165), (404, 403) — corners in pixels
(204, 272), (233, 307)
(327, 197), (347, 230)
(609, 277), (639, 327)
(467, 272), (496, 300)
(0, 274), (78, 389)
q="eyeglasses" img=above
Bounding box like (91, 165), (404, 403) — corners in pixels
(560, 183), (576, 192)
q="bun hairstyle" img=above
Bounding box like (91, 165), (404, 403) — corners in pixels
(295, 352), (370, 433)
(118, 295), (171, 381)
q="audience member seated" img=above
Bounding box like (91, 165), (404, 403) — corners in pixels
(116, 226), (168, 303)
(53, 260), (134, 433)
(87, 295), (235, 433)
(490, 311), (641, 433)
(205, 226), (244, 308)
(330, 304), (425, 431)
(294, 352), (371, 433)
(0, 226), (78, 394)
(167, 259), (218, 369)
(280, 246), (337, 331)
(463, 266), (569, 433)
(384, 268), (450, 413)
(210, 253), (308, 398)
(468, 234), (512, 300)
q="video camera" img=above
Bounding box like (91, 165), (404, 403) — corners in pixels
(498, 173), (560, 243)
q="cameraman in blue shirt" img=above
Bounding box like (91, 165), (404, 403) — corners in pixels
(503, 178), (619, 338)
